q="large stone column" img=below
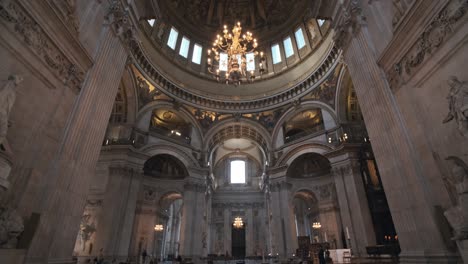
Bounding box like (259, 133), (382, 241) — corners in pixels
(93, 167), (141, 260)
(22, 16), (130, 263)
(179, 183), (205, 259)
(223, 207), (231, 255)
(279, 182), (297, 257)
(331, 158), (375, 255)
(245, 207), (254, 256)
(334, 2), (459, 261)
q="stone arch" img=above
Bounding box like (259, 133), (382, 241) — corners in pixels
(276, 143), (334, 167)
(139, 144), (200, 169)
(143, 154), (189, 179)
(135, 100), (204, 148)
(272, 101), (338, 149)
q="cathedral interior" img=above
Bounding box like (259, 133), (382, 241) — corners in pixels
(0, 0), (467, 264)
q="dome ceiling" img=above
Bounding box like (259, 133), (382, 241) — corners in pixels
(157, 0), (311, 40)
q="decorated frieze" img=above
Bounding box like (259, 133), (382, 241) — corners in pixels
(0, 1), (85, 91)
(387, 0), (468, 91)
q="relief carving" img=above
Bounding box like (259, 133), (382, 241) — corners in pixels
(0, 1), (84, 90)
(389, 0), (468, 91)
(0, 75), (22, 147)
(444, 156), (468, 240)
(442, 76), (468, 138)
(0, 207), (24, 249)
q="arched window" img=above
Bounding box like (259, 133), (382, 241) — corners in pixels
(230, 160), (246, 184)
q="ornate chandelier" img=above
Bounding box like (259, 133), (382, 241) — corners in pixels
(154, 224), (164, 231)
(207, 22), (265, 85)
(312, 222), (322, 229)
(233, 216), (244, 228)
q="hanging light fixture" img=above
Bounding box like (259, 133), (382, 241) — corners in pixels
(312, 222), (322, 229)
(207, 22), (266, 85)
(154, 224), (164, 231)
(233, 216), (244, 228)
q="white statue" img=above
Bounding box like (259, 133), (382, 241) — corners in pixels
(0, 75), (23, 147)
(443, 76), (468, 138)
(0, 207), (24, 248)
(444, 156), (468, 240)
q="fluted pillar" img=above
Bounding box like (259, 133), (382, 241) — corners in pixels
(338, 14), (458, 261)
(22, 23), (129, 263)
(331, 159), (375, 255)
(179, 183), (205, 258)
(93, 167), (141, 260)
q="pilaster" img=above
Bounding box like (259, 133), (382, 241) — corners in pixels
(334, 0), (460, 261)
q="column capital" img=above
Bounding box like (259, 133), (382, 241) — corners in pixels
(105, 0), (139, 50)
(332, 0), (366, 50)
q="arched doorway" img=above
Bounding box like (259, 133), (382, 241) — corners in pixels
(293, 191), (319, 242)
(157, 192), (183, 261)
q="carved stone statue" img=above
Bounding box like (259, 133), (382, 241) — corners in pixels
(78, 214), (96, 252)
(444, 156), (468, 240)
(0, 207), (24, 249)
(0, 75), (23, 147)
(443, 76), (468, 138)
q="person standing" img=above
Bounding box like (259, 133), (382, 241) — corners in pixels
(318, 246), (326, 264)
(142, 249), (148, 264)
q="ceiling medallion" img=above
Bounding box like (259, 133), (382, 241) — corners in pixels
(207, 22), (266, 86)
(233, 216), (244, 228)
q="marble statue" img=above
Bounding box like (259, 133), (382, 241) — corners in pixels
(443, 76), (468, 138)
(78, 214), (96, 252)
(0, 75), (23, 147)
(0, 207), (24, 249)
(444, 156), (468, 240)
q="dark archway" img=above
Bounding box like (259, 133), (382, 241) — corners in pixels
(143, 154), (189, 179)
(287, 153), (331, 178)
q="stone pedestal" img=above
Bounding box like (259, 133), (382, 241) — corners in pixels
(0, 249), (26, 264)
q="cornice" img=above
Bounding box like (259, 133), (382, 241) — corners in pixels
(378, 0), (467, 92)
(130, 35), (341, 113)
(0, 0), (87, 91)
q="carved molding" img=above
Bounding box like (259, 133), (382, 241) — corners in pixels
(386, 0), (468, 91)
(0, 0), (85, 91)
(332, 0), (366, 51)
(212, 202), (264, 209)
(131, 40), (340, 113)
(104, 0), (138, 49)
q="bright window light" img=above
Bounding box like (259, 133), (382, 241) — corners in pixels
(179, 37), (190, 58)
(318, 19), (325, 27)
(246, 52), (255, 71)
(192, 43), (202, 64)
(230, 160), (246, 184)
(271, 44), (282, 64)
(147, 19), (156, 27)
(295, 28), (306, 49)
(219, 53), (228, 71)
(283, 37), (294, 58)
(167, 27), (179, 50)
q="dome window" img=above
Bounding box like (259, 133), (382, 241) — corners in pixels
(179, 36), (190, 58)
(271, 44), (282, 64)
(192, 43), (202, 64)
(295, 28), (306, 49)
(283, 37), (294, 58)
(167, 27), (179, 50)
